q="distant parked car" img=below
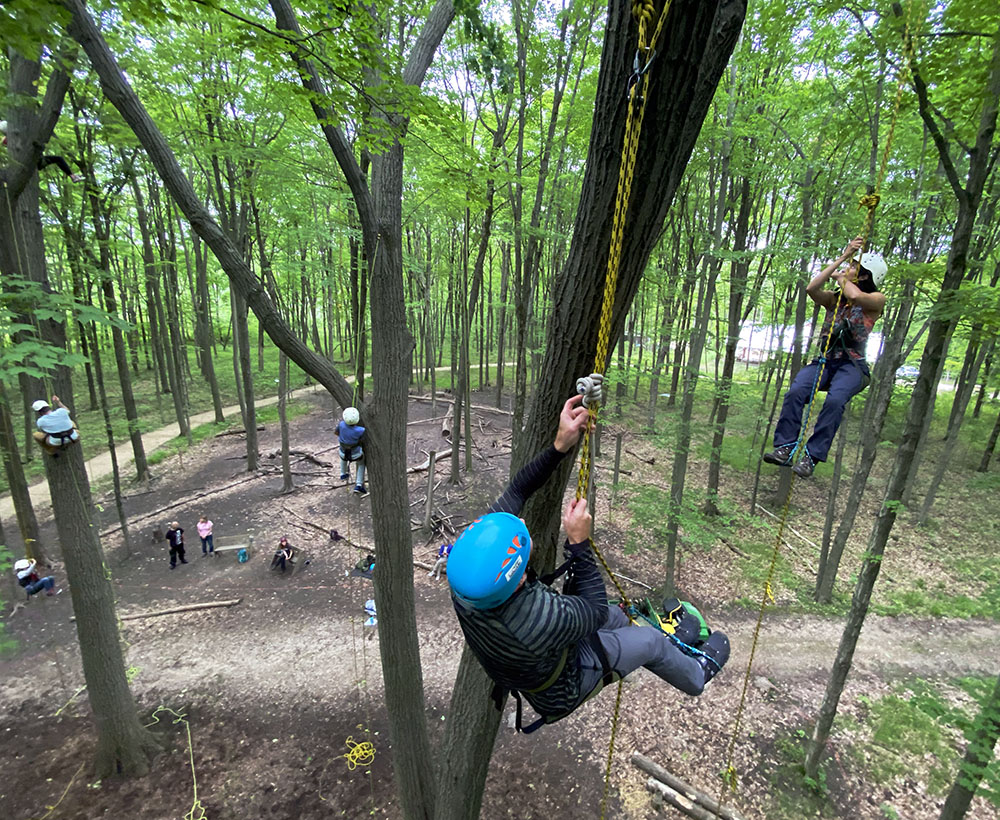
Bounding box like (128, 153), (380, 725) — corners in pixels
(896, 365), (919, 382)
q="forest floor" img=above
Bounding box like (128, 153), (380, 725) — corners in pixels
(1, 388), (998, 820)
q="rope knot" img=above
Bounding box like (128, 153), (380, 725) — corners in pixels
(576, 373), (604, 408)
(631, 0), (655, 24)
(858, 193), (880, 211)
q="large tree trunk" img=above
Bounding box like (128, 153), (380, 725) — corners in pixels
(42, 438), (160, 776)
(437, 1), (745, 817)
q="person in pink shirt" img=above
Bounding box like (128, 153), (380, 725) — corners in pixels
(197, 515), (214, 555)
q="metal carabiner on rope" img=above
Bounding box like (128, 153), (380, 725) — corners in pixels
(625, 48), (657, 99)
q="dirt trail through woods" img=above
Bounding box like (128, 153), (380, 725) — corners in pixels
(0, 383), (328, 523)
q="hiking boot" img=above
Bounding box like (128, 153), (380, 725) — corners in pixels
(792, 451), (817, 478)
(763, 444), (795, 466)
(697, 631), (730, 685)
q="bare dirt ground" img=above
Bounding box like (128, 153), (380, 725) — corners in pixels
(1, 389), (998, 820)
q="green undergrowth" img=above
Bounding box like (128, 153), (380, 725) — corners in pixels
(145, 400), (313, 468)
(763, 675), (1000, 819)
(844, 677), (1000, 807)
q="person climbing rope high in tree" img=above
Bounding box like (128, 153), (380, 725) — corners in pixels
(764, 236), (888, 478)
(447, 393), (730, 733)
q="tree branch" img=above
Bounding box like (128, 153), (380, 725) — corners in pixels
(267, 0), (377, 250)
(63, 0), (355, 411)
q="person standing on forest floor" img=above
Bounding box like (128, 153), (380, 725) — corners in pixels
(31, 395), (80, 455)
(447, 393), (730, 732)
(336, 407), (368, 495)
(166, 521), (187, 569)
(764, 237), (887, 478)
(197, 515), (214, 555)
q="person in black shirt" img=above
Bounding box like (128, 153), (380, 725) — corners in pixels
(448, 394), (730, 730)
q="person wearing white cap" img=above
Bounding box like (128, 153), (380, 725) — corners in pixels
(336, 406), (368, 495)
(32, 394), (80, 455)
(764, 236), (888, 478)
(13, 558), (58, 598)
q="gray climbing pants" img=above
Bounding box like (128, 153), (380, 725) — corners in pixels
(576, 604), (706, 700)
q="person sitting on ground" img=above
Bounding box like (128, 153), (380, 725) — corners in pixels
(428, 542), (452, 580)
(13, 558), (58, 598)
(447, 393), (730, 733)
(336, 407), (368, 495)
(764, 237), (887, 478)
(32, 395), (80, 455)
(197, 515), (214, 555)
(166, 521), (187, 569)
(271, 537), (296, 572)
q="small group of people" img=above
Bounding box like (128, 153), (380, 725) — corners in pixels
(12, 558), (59, 599)
(337, 407), (367, 495)
(164, 516), (215, 569)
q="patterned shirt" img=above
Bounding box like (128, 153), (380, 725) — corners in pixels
(452, 446), (609, 718)
(820, 302), (877, 361)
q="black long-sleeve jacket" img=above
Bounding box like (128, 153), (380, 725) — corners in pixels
(452, 446), (608, 718)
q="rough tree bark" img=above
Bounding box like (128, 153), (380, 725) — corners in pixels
(42, 438), (160, 776)
(439, 1), (745, 817)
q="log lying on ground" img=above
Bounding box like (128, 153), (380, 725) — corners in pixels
(408, 449), (453, 473)
(408, 394), (513, 416)
(442, 402), (454, 438)
(73, 599), (243, 622)
(264, 449), (332, 468)
(632, 753), (747, 820)
(99, 474), (262, 537)
(215, 425), (265, 437)
(645, 778), (717, 820)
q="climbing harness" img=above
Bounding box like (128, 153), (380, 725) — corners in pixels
(720, 2), (926, 808)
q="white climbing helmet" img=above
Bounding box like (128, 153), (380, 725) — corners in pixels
(32, 399), (51, 412)
(13, 559), (32, 572)
(858, 252), (887, 288)
(343, 407), (360, 425)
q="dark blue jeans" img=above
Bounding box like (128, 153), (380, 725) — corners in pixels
(25, 576), (55, 595)
(774, 357), (869, 462)
(201, 534), (214, 554)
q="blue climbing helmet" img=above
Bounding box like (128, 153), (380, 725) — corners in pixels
(447, 512), (532, 610)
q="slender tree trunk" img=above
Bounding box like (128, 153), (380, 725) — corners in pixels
(42, 438), (161, 776)
(278, 351), (293, 493)
(938, 673), (1000, 820)
(0, 383), (48, 565)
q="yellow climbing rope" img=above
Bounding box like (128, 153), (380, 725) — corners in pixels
(717, 1), (925, 807)
(572, 1), (674, 817)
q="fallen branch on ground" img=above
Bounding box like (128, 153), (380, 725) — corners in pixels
(632, 752), (747, 820)
(214, 425), (265, 438)
(73, 599), (243, 622)
(264, 449), (332, 468)
(99, 474), (262, 537)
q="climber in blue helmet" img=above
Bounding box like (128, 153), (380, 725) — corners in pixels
(448, 392), (730, 733)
